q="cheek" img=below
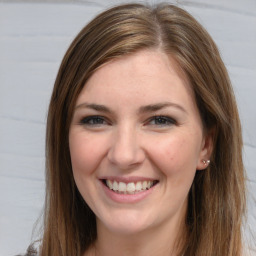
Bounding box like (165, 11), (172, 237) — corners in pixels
(69, 132), (106, 177)
(147, 133), (201, 180)
(69, 132), (109, 206)
(145, 134), (201, 217)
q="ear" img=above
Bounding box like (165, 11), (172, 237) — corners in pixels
(197, 129), (215, 170)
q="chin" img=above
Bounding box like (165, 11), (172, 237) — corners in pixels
(97, 210), (155, 236)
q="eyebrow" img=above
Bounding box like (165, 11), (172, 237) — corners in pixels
(75, 102), (187, 114)
(138, 102), (187, 114)
(75, 103), (111, 113)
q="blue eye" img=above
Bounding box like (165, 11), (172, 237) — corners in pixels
(80, 116), (107, 126)
(147, 116), (176, 126)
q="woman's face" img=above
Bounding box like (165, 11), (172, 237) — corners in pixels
(69, 50), (211, 236)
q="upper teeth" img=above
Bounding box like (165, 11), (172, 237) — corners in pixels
(106, 180), (155, 194)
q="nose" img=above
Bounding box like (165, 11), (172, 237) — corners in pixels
(107, 125), (145, 170)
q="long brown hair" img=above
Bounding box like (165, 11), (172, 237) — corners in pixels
(40, 3), (246, 256)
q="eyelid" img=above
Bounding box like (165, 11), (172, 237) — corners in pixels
(145, 115), (177, 126)
(78, 115), (176, 128)
(79, 115), (110, 126)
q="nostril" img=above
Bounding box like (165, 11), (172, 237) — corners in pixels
(107, 133), (146, 169)
(107, 148), (146, 169)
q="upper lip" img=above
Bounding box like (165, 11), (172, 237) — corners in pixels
(99, 176), (159, 183)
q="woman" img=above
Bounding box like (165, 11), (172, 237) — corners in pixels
(24, 3), (246, 256)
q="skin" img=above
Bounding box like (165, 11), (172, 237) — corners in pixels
(69, 50), (213, 256)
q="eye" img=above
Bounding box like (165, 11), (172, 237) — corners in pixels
(146, 116), (176, 126)
(80, 116), (108, 126)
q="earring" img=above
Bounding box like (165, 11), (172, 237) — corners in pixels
(202, 159), (210, 165)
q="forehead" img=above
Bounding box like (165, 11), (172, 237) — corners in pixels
(76, 50), (195, 108)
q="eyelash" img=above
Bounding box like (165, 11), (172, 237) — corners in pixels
(146, 116), (177, 126)
(79, 115), (177, 127)
(80, 116), (108, 126)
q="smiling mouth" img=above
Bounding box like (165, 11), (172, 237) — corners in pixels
(101, 179), (159, 194)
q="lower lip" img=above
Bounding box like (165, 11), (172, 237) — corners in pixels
(100, 181), (157, 204)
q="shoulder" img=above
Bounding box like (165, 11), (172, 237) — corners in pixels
(16, 240), (40, 256)
(25, 243), (38, 256)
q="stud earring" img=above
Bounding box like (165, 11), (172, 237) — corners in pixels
(202, 159), (210, 165)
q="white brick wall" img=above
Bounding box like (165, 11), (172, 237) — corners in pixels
(0, 1), (255, 255)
